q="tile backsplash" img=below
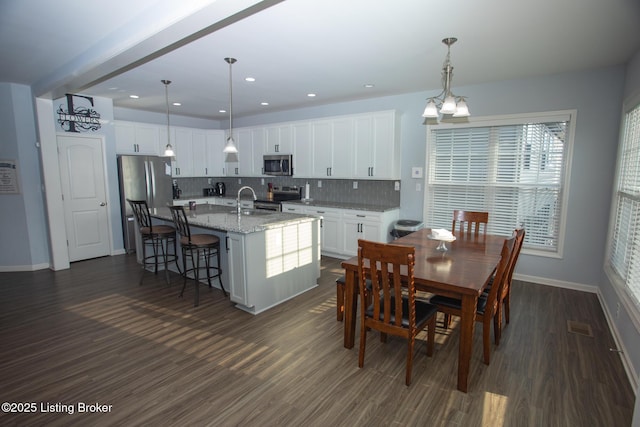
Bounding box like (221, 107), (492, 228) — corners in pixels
(176, 177), (400, 207)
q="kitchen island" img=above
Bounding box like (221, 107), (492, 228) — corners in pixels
(149, 204), (321, 315)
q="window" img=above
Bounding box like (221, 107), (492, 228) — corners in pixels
(607, 102), (640, 310)
(424, 111), (574, 256)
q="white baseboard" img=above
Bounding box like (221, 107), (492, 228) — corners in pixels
(515, 273), (598, 293)
(0, 263), (50, 272)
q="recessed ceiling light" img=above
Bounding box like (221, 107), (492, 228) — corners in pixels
(307, 93), (316, 97)
(245, 77), (256, 82)
(261, 102), (269, 106)
(129, 95), (139, 99)
(172, 102), (181, 106)
(219, 109), (227, 113)
(364, 83), (375, 88)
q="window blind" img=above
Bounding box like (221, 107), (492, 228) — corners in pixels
(425, 114), (570, 253)
(609, 104), (640, 308)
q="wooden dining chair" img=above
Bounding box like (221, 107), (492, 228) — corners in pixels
(357, 239), (439, 386)
(495, 228), (526, 342)
(452, 210), (489, 237)
(430, 234), (515, 365)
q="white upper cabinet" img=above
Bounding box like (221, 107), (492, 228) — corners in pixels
(191, 130), (207, 176)
(353, 111), (399, 179)
(116, 110), (398, 179)
(171, 127), (194, 177)
(310, 118), (353, 178)
(205, 130), (227, 177)
(115, 121), (161, 155)
(292, 122), (312, 177)
(235, 128), (264, 176)
(264, 124), (293, 154)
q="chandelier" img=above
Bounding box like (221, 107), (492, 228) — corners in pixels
(422, 37), (470, 119)
(223, 57), (239, 154)
(161, 79), (175, 157)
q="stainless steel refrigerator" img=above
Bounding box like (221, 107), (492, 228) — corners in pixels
(117, 155), (174, 253)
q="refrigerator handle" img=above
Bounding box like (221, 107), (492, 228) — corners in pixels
(143, 160), (151, 203)
(148, 160), (157, 204)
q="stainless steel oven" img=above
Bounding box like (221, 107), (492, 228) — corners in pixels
(254, 200), (282, 212)
(254, 186), (302, 211)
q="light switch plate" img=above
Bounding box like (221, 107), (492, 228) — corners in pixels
(411, 167), (423, 178)
(353, 181), (358, 189)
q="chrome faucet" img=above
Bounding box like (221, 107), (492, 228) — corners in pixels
(237, 186), (257, 216)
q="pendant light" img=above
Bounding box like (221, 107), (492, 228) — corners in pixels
(161, 79), (175, 157)
(422, 37), (470, 120)
(223, 57), (239, 154)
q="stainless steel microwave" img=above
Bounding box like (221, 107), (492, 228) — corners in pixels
(263, 154), (293, 176)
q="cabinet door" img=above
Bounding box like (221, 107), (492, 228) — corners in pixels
(232, 127), (264, 176)
(251, 128), (265, 175)
(330, 118), (353, 178)
(370, 111), (397, 179)
(264, 124), (293, 154)
(311, 121), (332, 177)
(293, 122), (312, 177)
(226, 233), (248, 305)
(307, 207), (341, 254)
(135, 124), (161, 155)
(342, 211), (384, 255)
(206, 130), (226, 176)
(115, 121), (137, 154)
(353, 115), (374, 178)
(115, 121), (160, 155)
(191, 130), (207, 176)
(172, 128), (194, 177)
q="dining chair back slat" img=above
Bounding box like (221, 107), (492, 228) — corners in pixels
(452, 210), (489, 237)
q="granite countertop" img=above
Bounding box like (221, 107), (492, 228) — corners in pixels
(149, 204), (316, 234)
(282, 199), (399, 212)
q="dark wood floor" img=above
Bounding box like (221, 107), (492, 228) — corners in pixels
(0, 254), (634, 426)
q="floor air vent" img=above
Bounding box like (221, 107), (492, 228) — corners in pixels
(567, 320), (593, 337)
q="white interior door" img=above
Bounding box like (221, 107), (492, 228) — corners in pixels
(57, 134), (110, 261)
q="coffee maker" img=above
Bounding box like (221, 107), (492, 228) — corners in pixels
(214, 182), (226, 196)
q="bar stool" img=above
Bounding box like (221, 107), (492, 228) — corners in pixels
(169, 206), (226, 307)
(127, 199), (180, 286)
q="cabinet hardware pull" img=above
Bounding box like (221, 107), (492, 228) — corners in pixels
(357, 214), (366, 218)
(225, 236), (229, 251)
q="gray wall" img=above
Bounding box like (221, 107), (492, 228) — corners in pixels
(0, 83), (49, 270)
(234, 67), (625, 290)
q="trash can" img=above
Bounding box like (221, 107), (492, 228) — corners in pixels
(391, 219), (424, 239)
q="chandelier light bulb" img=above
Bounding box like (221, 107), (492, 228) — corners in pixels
(422, 99), (439, 118)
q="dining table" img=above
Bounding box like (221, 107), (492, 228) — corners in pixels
(340, 228), (506, 392)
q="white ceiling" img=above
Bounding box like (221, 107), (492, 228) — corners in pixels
(2, 0), (639, 120)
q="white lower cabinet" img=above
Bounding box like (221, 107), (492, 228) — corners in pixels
(281, 204), (399, 258)
(226, 232), (247, 306)
(342, 211), (384, 255)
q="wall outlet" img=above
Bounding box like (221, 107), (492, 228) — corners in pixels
(261, 178), (265, 185)
(394, 181), (400, 191)
(318, 180), (322, 188)
(238, 178), (242, 184)
(207, 178), (212, 185)
(353, 181), (358, 189)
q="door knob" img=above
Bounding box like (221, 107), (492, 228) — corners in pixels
(99, 202), (107, 206)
